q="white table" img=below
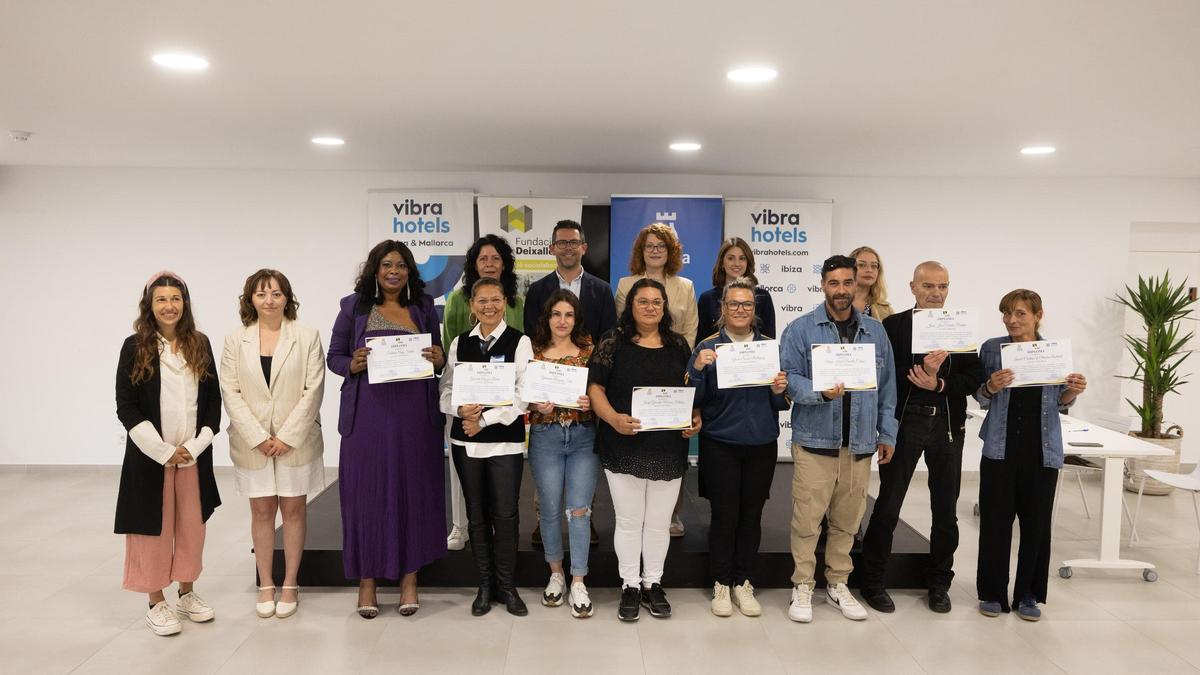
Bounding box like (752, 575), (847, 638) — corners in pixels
(967, 409), (1172, 581)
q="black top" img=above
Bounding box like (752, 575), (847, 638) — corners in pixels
(695, 286), (777, 345)
(589, 330), (692, 480)
(523, 270), (618, 346)
(882, 308), (985, 432)
(1005, 385), (1042, 456)
(260, 355), (272, 387)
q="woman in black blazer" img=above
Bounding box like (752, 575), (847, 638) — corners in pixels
(115, 271), (222, 637)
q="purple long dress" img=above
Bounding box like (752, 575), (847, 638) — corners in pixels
(328, 293), (446, 580)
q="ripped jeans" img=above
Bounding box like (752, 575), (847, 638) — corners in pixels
(528, 423), (599, 576)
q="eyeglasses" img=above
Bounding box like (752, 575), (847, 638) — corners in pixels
(553, 239), (584, 250)
(634, 298), (665, 309)
(644, 243), (669, 252)
(856, 261), (880, 271)
(724, 301), (754, 312)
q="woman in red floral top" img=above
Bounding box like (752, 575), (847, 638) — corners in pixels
(527, 289), (598, 618)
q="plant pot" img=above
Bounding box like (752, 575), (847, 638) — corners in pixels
(1123, 432), (1183, 495)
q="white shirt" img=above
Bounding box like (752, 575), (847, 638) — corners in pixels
(128, 335), (214, 467)
(555, 268), (584, 297)
(439, 320), (531, 458)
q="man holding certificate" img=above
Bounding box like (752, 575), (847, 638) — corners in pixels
(974, 289), (1086, 621)
(779, 255), (897, 624)
(860, 261), (985, 615)
(688, 278), (790, 618)
(439, 278), (533, 618)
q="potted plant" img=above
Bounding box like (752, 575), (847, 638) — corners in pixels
(1112, 273), (1194, 494)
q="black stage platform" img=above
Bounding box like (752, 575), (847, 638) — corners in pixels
(271, 460), (931, 589)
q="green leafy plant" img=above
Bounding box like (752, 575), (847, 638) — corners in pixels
(1112, 273), (1195, 438)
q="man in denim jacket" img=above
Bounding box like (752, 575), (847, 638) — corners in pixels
(780, 254), (898, 624)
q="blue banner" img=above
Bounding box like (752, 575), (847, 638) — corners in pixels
(609, 195), (725, 297)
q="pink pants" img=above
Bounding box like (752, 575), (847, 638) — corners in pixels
(123, 464), (206, 593)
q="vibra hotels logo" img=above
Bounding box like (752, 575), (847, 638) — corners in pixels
(500, 204), (532, 233)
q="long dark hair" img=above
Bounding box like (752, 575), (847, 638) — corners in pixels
(353, 240), (426, 308)
(531, 289), (590, 352)
(461, 234), (518, 308)
(130, 276), (211, 385)
(615, 278), (687, 350)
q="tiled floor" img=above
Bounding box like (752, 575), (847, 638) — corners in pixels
(1, 465), (1198, 674)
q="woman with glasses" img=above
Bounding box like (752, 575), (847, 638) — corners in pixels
(695, 237), (776, 344)
(849, 245), (894, 321)
(588, 278), (700, 622)
(688, 278), (790, 617)
(614, 223), (699, 350)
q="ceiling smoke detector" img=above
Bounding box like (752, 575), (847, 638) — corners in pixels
(9, 130), (32, 142)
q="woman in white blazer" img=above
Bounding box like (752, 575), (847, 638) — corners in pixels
(220, 269), (326, 620)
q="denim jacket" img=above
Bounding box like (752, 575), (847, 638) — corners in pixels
(974, 335), (1073, 469)
(780, 303), (898, 454)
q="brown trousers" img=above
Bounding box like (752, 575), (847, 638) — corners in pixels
(789, 444), (871, 588)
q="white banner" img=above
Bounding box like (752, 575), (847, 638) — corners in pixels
(476, 196), (583, 297)
(724, 198), (833, 457)
(366, 189), (476, 306)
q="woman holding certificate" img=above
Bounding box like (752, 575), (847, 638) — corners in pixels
(695, 238), (776, 344)
(687, 278), (790, 617)
(115, 272), (221, 636)
(589, 278), (701, 622)
(849, 245), (894, 321)
(328, 240), (446, 619)
(974, 289), (1087, 621)
(527, 289), (598, 618)
(441, 234), (525, 551)
(219, 269), (325, 619)
(439, 277), (534, 617)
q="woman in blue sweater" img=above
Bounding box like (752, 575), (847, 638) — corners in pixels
(687, 278), (790, 617)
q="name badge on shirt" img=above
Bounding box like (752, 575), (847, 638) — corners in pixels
(490, 354), (506, 363)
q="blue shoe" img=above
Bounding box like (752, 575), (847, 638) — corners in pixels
(978, 601), (1002, 617)
(1015, 597), (1041, 622)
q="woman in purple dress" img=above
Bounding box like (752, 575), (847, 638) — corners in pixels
(328, 240), (447, 618)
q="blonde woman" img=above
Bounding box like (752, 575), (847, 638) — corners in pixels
(849, 245), (893, 321)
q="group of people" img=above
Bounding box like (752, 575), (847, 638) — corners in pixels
(114, 219), (1087, 636)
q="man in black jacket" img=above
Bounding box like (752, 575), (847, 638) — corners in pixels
(860, 261), (984, 614)
(522, 220), (617, 345)
(522, 219), (617, 545)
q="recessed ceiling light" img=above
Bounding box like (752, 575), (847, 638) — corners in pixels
(151, 53), (209, 71)
(311, 137), (345, 146)
(1020, 146), (1056, 155)
(669, 141), (701, 152)
(726, 67), (777, 83)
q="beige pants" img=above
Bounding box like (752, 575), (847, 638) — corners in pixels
(789, 444), (871, 588)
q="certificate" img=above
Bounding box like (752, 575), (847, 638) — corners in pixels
(912, 309), (979, 353)
(521, 360), (588, 408)
(450, 362), (517, 407)
(1001, 339), (1072, 387)
(366, 333), (434, 384)
(715, 339), (780, 389)
(630, 387), (694, 431)
(811, 343), (877, 391)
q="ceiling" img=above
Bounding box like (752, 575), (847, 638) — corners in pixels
(2, 0), (1198, 177)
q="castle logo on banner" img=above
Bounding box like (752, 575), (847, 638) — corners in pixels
(477, 197), (583, 296)
(367, 189), (476, 305)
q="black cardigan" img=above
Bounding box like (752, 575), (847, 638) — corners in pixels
(882, 309), (985, 432)
(114, 334), (222, 536)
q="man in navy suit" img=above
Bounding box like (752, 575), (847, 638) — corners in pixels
(523, 219), (617, 546)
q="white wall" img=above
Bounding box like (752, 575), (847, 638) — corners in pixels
(2, 166), (1197, 468)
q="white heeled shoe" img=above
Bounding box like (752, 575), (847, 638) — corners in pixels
(275, 586), (299, 619)
(256, 586), (276, 618)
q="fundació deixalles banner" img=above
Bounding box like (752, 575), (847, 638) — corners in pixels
(366, 189), (476, 311)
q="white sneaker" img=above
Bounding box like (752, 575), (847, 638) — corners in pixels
(826, 583), (868, 621)
(542, 572), (566, 607)
(569, 581), (593, 618)
(733, 580), (762, 617)
(788, 584), (815, 623)
(711, 582), (733, 617)
(176, 591), (215, 623)
(146, 601), (182, 636)
(446, 525), (469, 551)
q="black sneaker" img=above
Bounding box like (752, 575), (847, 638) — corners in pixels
(928, 588), (952, 614)
(618, 586), (641, 622)
(861, 586), (895, 613)
(640, 583), (672, 618)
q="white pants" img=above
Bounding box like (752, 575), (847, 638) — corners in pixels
(605, 469), (681, 589)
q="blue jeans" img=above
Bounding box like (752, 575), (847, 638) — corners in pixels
(528, 423), (599, 576)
